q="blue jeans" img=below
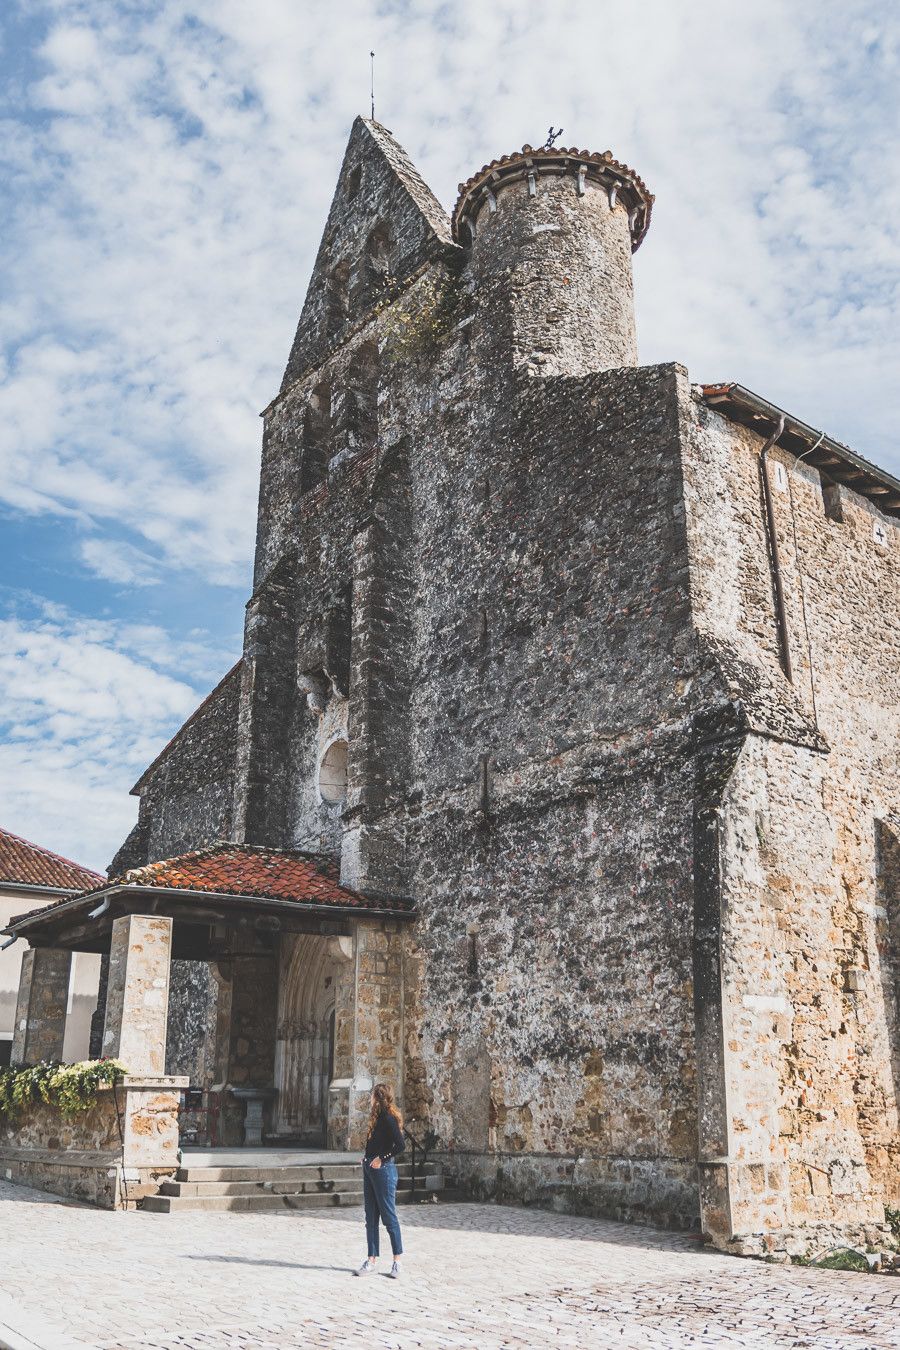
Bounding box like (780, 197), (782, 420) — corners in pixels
(363, 1160), (403, 1258)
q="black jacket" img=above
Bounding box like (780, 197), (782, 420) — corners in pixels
(364, 1109), (405, 1164)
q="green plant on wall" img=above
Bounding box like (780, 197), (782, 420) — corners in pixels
(381, 266), (470, 365)
(0, 1059), (127, 1120)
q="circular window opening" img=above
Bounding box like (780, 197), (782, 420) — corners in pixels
(318, 739), (348, 805)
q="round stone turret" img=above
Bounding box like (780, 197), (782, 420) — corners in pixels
(453, 144), (653, 377)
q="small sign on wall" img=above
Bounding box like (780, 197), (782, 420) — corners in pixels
(873, 519), (889, 548)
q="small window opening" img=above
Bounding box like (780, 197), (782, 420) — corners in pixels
(334, 341), (380, 454)
(353, 223), (394, 310)
(301, 380), (332, 493)
(820, 473), (844, 523)
(318, 739), (348, 805)
(326, 260), (350, 337)
(347, 165), (362, 200)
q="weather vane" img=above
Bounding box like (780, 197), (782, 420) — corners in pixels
(370, 51), (375, 121)
(544, 126), (563, 149)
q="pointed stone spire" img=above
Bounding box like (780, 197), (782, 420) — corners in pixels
(281, 118), (455, 390)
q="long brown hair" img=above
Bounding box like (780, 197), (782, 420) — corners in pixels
(367, 1082), (403, 1137)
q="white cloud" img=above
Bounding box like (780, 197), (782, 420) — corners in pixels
(79, 537), (160, 586)
(0, 0), (897, 595)
(0, 598), (232, 869)
(0, 0), (898, 868)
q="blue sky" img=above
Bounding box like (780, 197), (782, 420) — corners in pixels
(1, 0), (898, 870)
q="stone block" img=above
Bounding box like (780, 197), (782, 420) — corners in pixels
(11, 948), (73, 1066)
(102, 915), (172, 1076)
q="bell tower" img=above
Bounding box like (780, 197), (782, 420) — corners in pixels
(453, 143), (653, 377)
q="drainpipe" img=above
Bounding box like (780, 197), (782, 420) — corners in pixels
(758, 415), (791, 681)
(0, 934), (17, 951)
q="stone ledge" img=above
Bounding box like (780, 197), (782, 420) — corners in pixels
(119, 1076), (189, 1090)
(0, 1146), (119, 1168)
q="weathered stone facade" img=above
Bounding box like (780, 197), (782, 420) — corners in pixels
(107, 119), (899, 1254)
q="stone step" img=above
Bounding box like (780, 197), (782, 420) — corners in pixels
(161, 1176), (441, 1198)
(143, 1189), (367, 1213)
(175, 1163), (438, 1184)
(142, 1185), (455, 1214)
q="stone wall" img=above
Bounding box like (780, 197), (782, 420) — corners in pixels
(682, 393), (900, 1254)
(0, 1078), (185, 1209)
(166, 960), (219, 1084)
(102, 121), (900, 1251)
(112, 662), (242, 874)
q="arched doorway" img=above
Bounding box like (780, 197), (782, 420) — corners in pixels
(273, 934), (347, 1145)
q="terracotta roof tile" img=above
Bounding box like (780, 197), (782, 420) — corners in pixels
(0, 827), (105, 893)
(103, 842), (409, 912)
(452, 143), (654, 251)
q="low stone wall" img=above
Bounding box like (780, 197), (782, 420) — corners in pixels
(439, 1149), (701, 1231)
(0, 1075), (187, 1209)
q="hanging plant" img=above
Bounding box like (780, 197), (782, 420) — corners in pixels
(0, 1059), (127, 1120)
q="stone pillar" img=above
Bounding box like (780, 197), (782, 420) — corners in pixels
(11, 948), (73, 1065)
(110, 1074), (189, 1209)
(102, 915), (172, 1075)
(345, 920), (406, 1151)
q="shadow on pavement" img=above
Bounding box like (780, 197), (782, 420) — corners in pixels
(185, 1253), (354, 1273)
(264, 1198), (710, 1257)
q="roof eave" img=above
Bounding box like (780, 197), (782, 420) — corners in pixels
(701, 382), (900, 515)
(3, 881), (417, 937)
(0, 881), (83, 899)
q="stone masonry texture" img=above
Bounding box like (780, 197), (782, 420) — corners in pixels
(107, 117), (899, 1256)
(10, 946), (72, 1066)
(102, 914), (173, 1076)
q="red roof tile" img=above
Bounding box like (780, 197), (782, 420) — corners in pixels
(453, 144), (654, 251)
(0, 827), (104, 893)
(102, 842), (409, 912)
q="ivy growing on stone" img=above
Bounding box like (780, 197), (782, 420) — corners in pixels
(381, 268), (469, 364)
(0, 1059), (127, 1120)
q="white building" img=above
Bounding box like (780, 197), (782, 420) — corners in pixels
(0, 828), (103, 1065)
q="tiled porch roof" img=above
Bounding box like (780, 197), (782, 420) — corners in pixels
(4, 846), (414, 944)
(99, 842), (397, 910)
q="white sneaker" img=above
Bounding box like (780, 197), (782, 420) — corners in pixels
(355, 1259), (377, 1276)
(388, 1261), (402, 1279)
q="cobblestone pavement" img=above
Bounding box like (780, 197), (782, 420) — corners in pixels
(0, 1180), (898, 1350)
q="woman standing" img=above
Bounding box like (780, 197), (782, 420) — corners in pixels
(355, 1083), (405, 1278)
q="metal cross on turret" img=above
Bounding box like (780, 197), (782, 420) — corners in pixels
(544, 126), (564, 149)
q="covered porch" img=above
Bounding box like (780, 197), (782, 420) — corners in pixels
(0, 843), (415, 1208)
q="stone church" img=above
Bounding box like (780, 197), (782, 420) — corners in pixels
(6, 119), (899, 1255)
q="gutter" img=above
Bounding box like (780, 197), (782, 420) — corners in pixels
(701, 383), (900, 516)
(758, 415), (792, 681)
(0, 881), (85, 898)
(3, 882), (417, 937)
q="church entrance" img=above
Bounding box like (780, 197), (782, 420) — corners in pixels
(273, 933), (350, 1146)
